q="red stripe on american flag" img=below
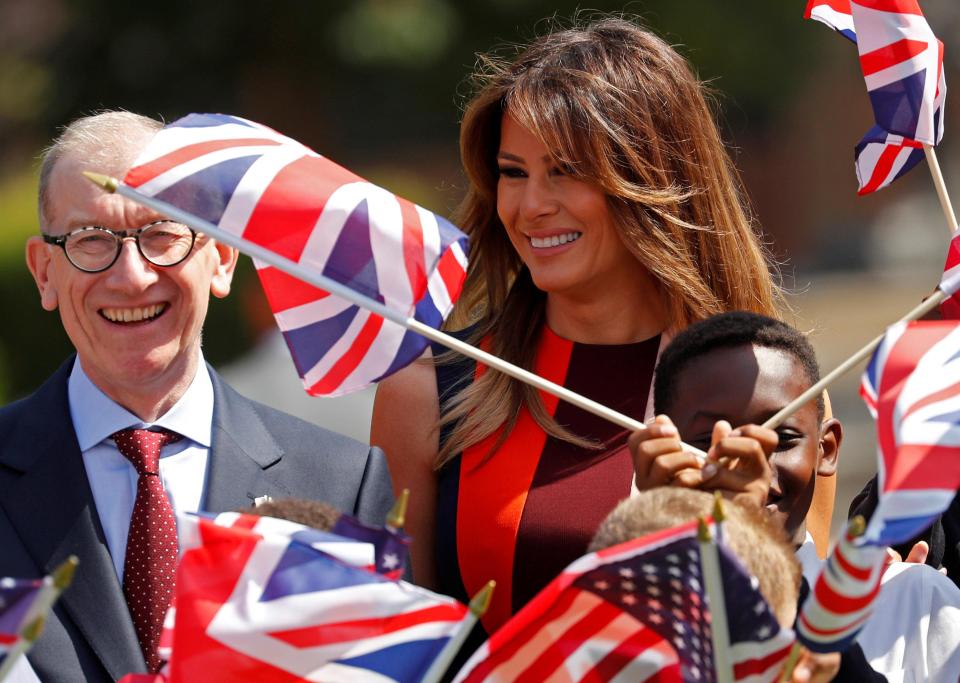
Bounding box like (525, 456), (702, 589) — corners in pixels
(859, 143), (904, 195)
(267, 603), (466, 648)
(512, 600), (623, 682)
(257, 266), (330, 313)
(859, 38), (929, 76)
(243, 155), (357, 262)
(397, 197), (427, 304)
(462, 587), (584, 681)
(799, 609), (871, 638)
(309, 312), (385, 395)
(813, 570), (882, 615)
(733, 641), (794, 680)
(581, 625), (676, 683)
(125, 138), (281, 187)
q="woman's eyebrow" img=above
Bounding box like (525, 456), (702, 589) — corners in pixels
(497, 151), (524, 162)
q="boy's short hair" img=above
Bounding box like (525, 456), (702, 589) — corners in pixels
(654, 311), (823, 419)
(590, 488), (801, 627)
(240, 498), (342, 531)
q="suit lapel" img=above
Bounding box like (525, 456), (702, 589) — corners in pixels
(0, 361), (145, 679)
(203, 368), (292, 512)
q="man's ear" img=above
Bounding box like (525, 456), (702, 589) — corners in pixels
(25, 236), (59, 311)
(209, 242), (239, 299)
(817, 417), (842, 477)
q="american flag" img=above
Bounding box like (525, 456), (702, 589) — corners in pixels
(167, 515), (468, 682)
(796, 521), (887, 653)
(332, 514), (410, 580)
(124, 113), (469, 396)
(452, 520), (793, 683)
(805, 0), (856, 42)
(804, 0), (946, 195)
(0, 578), (44, 659)
(859, 320), (960, 546)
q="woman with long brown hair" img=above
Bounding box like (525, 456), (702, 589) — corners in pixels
(372, 16), (783, 636)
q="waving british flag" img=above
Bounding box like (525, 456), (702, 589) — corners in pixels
(453, 520), (793, 683)
(167, 516), (469, 682)
(859, 320), (960, 546)
(0, 578), (44, 660)
(124, 113), (469, 396)
(804, 0), (946, 194)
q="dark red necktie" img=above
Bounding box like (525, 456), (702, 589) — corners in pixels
(112, 428), (182, 673)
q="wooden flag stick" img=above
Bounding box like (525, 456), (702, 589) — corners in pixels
(762, 288), (948, 430)
(698, 518), (734, 683)
(924, 145), (959, 233)
(421, 580), (495, 683)
(82, 172), (708, 460)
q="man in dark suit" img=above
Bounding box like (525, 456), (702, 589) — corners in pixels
(0, 111), (394, 682)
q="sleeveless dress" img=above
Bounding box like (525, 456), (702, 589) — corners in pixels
(433, 325), (660, 637)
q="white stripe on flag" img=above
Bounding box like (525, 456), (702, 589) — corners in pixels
(366, 190), (415, 313)
(336, 318), (409, 396)
(218, 145), (308, 236)
(136, 145), (282, 197)
(301, 306), (372, 389)
(272, 294), (354, 333)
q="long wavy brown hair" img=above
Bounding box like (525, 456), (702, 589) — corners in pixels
(437, 16), (783, 466)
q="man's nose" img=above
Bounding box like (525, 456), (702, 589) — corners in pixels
(103, 238), (159, 288)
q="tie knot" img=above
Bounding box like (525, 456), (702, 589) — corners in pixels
(112, 428), (182, 475)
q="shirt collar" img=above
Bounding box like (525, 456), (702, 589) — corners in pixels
(68, 353), (214, 450)
(795, 531), (823, 584)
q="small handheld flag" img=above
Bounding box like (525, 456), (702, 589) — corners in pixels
(123, 113), (469, 396)
(859, 319), (960, 546)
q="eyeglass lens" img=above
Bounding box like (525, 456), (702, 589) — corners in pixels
(66, 222), (195, 270)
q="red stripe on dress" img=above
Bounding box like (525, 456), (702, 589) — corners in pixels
(457, 330), (573, 635)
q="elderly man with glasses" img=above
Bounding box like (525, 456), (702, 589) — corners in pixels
(0, 111), (394, 682)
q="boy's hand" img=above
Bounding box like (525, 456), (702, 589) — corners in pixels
(698, 421), (776, 509)
(629, 415), (704, 490)
(788, 649), (841, 682)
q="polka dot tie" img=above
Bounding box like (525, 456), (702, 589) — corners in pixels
(112, 428), (182, 673)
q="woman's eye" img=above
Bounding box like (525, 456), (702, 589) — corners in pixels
(497, 166), (525, 178)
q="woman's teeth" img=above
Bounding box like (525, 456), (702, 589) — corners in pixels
(101, 304), (165, 323)
(530, 231), (582, 249)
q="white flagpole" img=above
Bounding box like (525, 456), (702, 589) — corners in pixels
(923, 145), (959, 233)
(0, 557), (78, 683)
(761, 288), (948, 430)
(82, 172), (708, 460)
(698, 518), (734, 683)
(421, 581), (495, 683)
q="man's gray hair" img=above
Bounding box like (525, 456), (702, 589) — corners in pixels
(38, 111), (163, 229)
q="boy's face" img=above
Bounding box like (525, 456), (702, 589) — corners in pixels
(665, 343), (840, 546)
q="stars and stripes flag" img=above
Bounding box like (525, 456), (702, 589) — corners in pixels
(795, 521), (887, 653)
(331, 514), (410, 580)
(452, 519), (794, 683)
(859, 320), (960, 546)
(0, 578), (45, 660)
(165, 514), (469, 683)
(804, 0), (947, 194)
(124, 113), (469, 396)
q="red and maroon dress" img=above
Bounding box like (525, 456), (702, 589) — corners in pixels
(433, 325), (660, 637)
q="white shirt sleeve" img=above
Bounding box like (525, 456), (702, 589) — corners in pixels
(855, 561), (960, 683)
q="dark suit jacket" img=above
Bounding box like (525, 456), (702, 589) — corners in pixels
(0, 358), (394, 682)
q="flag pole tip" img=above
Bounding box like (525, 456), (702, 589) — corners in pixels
(53, 555), (79, 590)
(81, 171), (118, 193)
(697, 516), (712, 542)
(470, 580), (496, 617)
(20, 615), (46, 643)
(848, 515), (866, 538)
(712, 491), (726, 523)
(386, 488), (410, 530)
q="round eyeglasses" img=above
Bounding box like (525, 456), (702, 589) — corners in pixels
(42, 221), (197, 273)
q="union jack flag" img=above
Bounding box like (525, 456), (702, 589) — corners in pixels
(452, 520), (793, 683)
(124, 113), (469, 396)
(851, 0), (945, 147)
(939, 229), (960, 319)
(166, 515), (469, 682)
(804, 0), (946, 195)
(0, 578), (44, 660)
(859, 320), (960, 546)
(805, 0), (856, 42)
(795, 521), (887, 653)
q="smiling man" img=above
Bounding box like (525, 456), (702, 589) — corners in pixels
(0, 111), (394, 682)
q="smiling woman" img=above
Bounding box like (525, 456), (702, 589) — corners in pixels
(372, 15), (785, 643)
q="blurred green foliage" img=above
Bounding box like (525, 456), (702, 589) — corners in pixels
(0, 0), (829, 403)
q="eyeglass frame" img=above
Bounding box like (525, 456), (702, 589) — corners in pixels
(41, 220), (198, 273)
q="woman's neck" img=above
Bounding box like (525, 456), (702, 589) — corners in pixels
(545, 276), (667, 344)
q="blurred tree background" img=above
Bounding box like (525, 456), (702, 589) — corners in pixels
(1, 0), (958, 405)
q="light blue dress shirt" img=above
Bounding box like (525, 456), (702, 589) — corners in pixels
(68, 354), (213, 583)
